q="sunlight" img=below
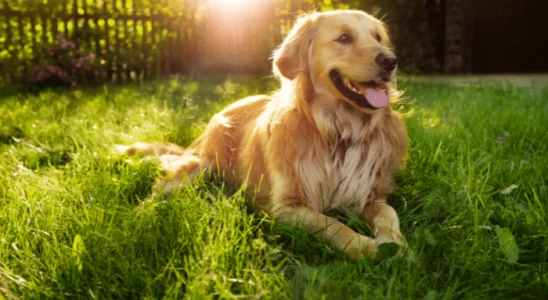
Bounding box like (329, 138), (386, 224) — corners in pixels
(207, 0), (264, 13)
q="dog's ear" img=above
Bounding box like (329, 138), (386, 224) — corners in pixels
(273, 13), (318, 80)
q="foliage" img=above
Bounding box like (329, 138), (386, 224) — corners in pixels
(0, 77), (547, 298)
(390, 0), (442, 72)
(28, 35), (102, 87)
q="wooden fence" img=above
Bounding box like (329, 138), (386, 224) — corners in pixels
(0, 0), (446, 85)
(0, 0), (323, 84)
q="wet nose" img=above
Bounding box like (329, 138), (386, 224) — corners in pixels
(375, 53), (398, 72)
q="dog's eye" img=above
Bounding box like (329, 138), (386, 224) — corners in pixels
(336, 33), (353, 44)
(374, 33), (382, 43)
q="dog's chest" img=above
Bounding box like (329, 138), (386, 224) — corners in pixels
(297, 138), (387, 213)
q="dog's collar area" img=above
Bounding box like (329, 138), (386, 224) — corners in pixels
(329, 70), (388, 110)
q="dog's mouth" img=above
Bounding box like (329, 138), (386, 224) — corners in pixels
(329, 70), (389, 110)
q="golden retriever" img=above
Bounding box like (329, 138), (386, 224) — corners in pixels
(117, 10), (408, 260)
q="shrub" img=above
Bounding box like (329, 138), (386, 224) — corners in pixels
(28, 35), (103, 87)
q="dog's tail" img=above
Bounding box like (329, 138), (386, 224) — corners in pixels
(114, 142), (185, 157)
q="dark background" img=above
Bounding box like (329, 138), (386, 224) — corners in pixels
(471, 0), (548, 73)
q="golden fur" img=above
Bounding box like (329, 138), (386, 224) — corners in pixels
(117, 10), (408, 260)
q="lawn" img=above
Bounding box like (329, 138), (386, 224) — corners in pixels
(0, 76), (547, 299)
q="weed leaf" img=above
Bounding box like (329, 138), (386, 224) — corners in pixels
(424, 228), (437, 246)
(376, 242), (400, 260)
(495, 226), (519, 264)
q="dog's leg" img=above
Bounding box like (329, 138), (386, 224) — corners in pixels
(274, 205), (377, 260)
(364, 202), (406, 248)
(115, 142), (185, 157)
(154, 154), (213, 197)
(115, 142), (213, 197)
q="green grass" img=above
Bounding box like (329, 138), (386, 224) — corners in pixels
(0, 76), (547, 299)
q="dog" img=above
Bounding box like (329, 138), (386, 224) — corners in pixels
(116, 10), (408, 260)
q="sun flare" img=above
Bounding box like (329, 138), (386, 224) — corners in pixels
(207, 0), (264, 12)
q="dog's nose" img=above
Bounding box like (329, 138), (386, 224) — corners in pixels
(375, 53), (398, 72)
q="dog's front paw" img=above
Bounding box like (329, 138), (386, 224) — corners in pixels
(345, 235), (378, 260)
(152, 178), (183, 199)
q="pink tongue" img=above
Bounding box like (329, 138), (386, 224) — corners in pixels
(363, 88), (388, 108)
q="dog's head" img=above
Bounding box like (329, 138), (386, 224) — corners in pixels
(273, 10), (397, 113)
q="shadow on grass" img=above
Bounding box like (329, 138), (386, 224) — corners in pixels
(0, 125), (25, 145)
(22, 147), (73, 170)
